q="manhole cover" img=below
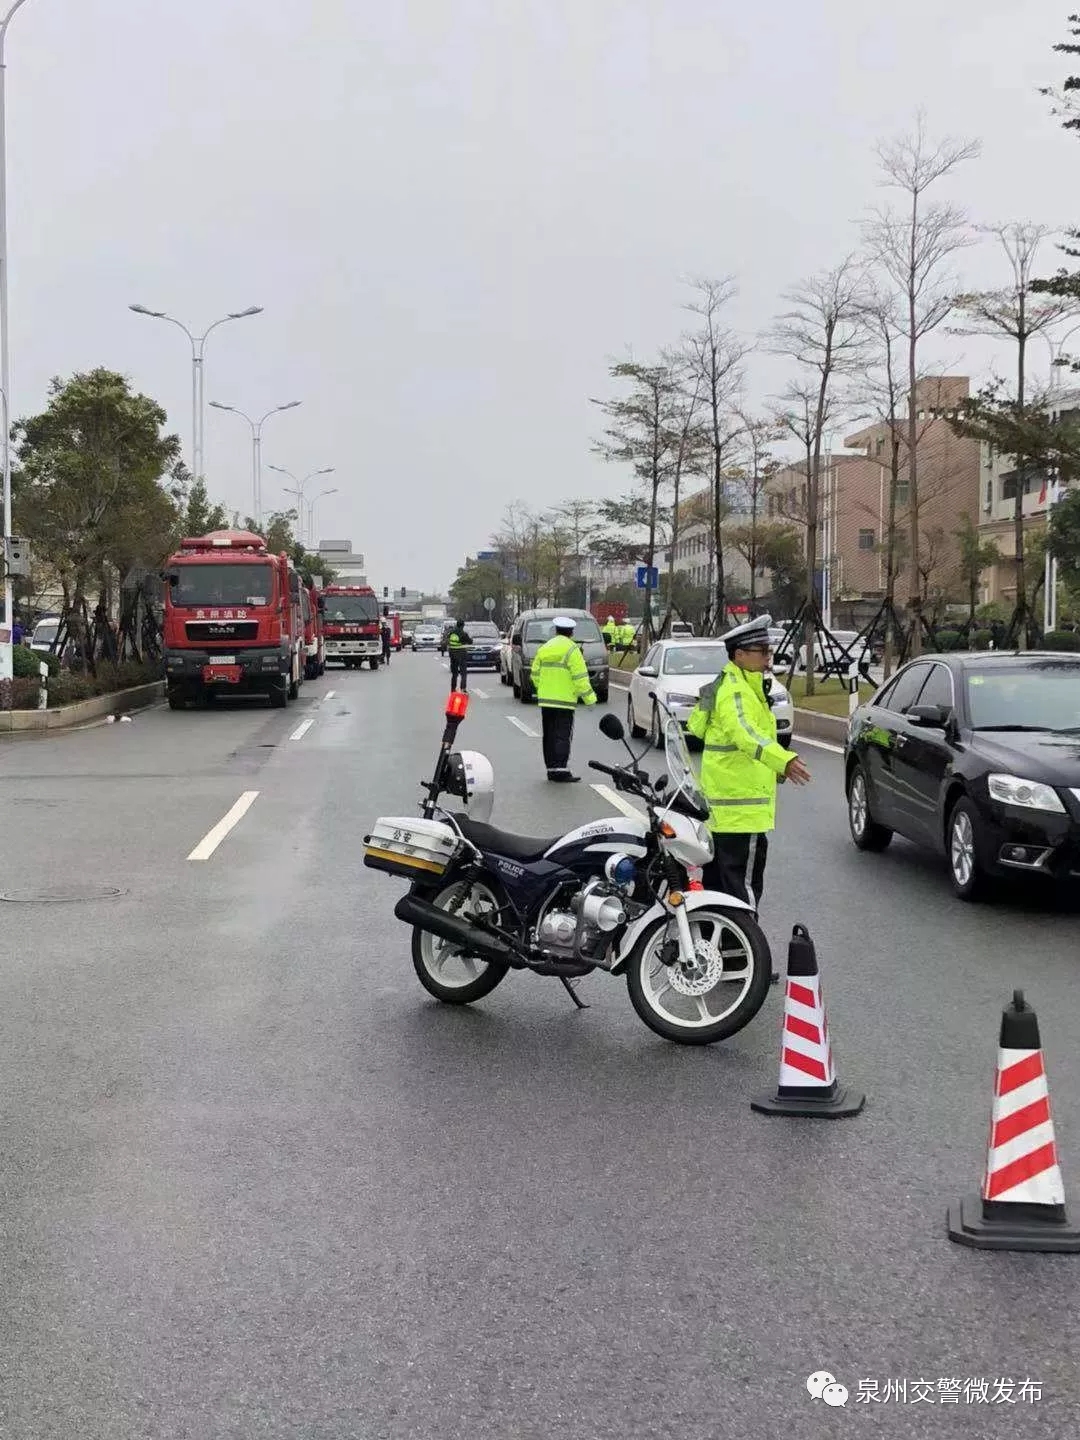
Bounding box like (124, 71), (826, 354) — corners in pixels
(0, 885), (127, 904)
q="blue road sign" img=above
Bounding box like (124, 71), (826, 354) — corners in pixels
(476, 550), (498, 562)
(636, 565), (659, 590)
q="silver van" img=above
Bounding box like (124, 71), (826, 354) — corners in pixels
(508, 608), (610, 704)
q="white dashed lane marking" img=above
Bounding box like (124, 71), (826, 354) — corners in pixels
(290, 719), (315, 741)
(187, 791), (260, 862)
(507, 716), (540, 739)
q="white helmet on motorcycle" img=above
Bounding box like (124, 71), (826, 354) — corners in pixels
(443, 750), (495, 822)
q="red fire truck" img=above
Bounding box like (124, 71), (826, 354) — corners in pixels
(322, 584), (382, 669)
(303, 582), (326, 679)
(162, 530), (306, 709)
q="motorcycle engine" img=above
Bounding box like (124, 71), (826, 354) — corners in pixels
(536, 882), (628, 961)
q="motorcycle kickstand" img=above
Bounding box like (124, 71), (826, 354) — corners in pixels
(559, 975), (589, 1010)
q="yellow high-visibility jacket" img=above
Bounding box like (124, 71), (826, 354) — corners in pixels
(531, 635), (597, 710)
(687, 661), (795, 833)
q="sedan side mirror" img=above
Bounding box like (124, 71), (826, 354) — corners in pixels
(907, 703), (950, 728)
(637, 665), (659, 678)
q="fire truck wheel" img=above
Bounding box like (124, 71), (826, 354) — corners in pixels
(369, 658), (380, 670)
(288, 673), (300, 700)
(269, 678), (288, 709)
(167, 686), (186, 711)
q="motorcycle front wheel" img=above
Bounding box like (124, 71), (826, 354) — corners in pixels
(410, 878), (511, 1005)
(625, 906), (771, 1045)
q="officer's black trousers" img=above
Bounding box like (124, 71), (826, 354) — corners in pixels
(541, 707), (574, 772)
(449, 657), (468, 691)
(702, 832), (769, 911)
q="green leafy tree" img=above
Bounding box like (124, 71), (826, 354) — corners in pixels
(954, 513), (1002, 622)
(181, 474), (230, 536)
(14, 368), (181, 609)
(1048, 486), (1080, 603)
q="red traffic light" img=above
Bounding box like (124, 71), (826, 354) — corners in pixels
(445, 690), (469, 720)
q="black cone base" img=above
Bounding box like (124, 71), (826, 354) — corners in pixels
(947, 1194), (1080, 1253)
(751, 1084), (865, 1118)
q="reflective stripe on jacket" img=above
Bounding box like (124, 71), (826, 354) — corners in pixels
(448, 629), (471, 655)
(686, 660), (794, 833)
(531, 635), (597, 710)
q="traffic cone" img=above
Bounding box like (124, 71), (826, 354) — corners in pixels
(948, 990), (1080, 1252)
(750, 924), (864, 1118)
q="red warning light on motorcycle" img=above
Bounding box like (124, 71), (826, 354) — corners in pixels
(445, 691), (469, 720)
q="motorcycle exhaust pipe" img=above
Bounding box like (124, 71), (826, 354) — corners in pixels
(394, 892), (518, 967)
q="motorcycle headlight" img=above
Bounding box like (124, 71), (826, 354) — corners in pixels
(987, 773), (1065, 813)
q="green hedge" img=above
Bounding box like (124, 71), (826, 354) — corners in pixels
(1042, 630), (1080, 651)
(934, 629), (963, 651)
(13, 645), (59, 678)
(0, 660), (162, 711)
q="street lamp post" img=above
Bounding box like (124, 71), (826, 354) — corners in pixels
(0, 0), (31, 682)
(269, 465), (335, 546)
(209, 401), (301, 524)
(128, 303), (262, 484)
(307, 487), (338, 546)
(1040, 326), (1080, 636)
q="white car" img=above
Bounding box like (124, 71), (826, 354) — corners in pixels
(412, 626), (441, 652)
(627, 639), (793, 748)
(29, 618), (60, 654)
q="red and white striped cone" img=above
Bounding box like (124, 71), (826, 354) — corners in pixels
(948, 990), (1080, 1252)
(751, 924), (864, 1118)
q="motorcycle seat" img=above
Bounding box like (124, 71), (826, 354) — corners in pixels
(451, 813), (559, 863)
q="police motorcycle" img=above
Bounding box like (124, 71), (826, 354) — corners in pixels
(363, 691), (772, 1045)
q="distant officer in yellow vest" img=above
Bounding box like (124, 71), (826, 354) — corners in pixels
(687, 613), (811, 911)
(530, 616), (596, 782)
(602, 616), (617, 649)
(618, 621), (636, 653)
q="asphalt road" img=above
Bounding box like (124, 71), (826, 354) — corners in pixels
(1, 654), (1078, 1439)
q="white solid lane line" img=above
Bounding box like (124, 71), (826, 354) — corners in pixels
(591, 783), (647, 822)
(187, 791), (260, 862)
(795, 735), (844, 755)
(471, 687), (489, 700)
(290, 718), (315, 741)
(507, 716), (540, 739)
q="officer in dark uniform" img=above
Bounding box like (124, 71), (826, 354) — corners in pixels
(447, 618), (472, 691)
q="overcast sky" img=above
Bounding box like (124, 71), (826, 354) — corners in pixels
(9, 0), (1077, 591)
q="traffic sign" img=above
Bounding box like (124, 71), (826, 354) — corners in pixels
(636, 565), (658, 590)
(477, 551), (498, 562)
(483, 597), (496, 612)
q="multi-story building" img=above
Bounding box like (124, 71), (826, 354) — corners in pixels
(975, 387), (1080, 607)
(315, 539), (367, 585)
(667, 483), (756, 595)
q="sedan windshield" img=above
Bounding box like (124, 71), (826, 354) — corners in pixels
(966, 664), (1080, 732)
(662, 644), (727, 676)
(468, 622), (499, 638)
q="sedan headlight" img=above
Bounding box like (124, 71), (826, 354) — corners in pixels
(666, 692), (699, 706)
(987, 773), (1066, 813)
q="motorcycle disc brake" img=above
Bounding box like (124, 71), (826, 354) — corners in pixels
(666, 935), (725, 997)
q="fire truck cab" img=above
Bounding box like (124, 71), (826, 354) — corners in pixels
(162, 530), (305, 709)
(322, 584), (383, 669)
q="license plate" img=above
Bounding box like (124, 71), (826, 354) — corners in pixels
(203, 664), (241, 684)
(210, 655), (236, 665)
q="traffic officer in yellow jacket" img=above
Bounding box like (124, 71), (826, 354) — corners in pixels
(601, 616), (618, 649)
(531, 616), (597, 783)
(618, 621), (636, 653)
(687, 614), (811, 910)
(447, 619), (472, 691)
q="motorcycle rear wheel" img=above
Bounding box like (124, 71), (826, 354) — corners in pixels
(410, 878), (511, 1005)
(625, 906), (771, 1045)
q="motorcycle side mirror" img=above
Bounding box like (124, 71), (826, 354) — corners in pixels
(654, 775), (669, 792)
(599, 713), (625, 742)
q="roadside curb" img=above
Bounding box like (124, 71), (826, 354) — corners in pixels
(0, 681), (166, 733)
(605, 666), (849, 748)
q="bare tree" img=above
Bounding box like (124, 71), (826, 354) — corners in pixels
(768, 258), (865, 693)
(660, 357), (706, 631)
(681, 278), (748, 629)
(726, 413), (781, 611)
(951, 223), (1080, 635)
(865, 113), (980, 654)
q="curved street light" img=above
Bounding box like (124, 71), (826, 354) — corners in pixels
(128, 303), (263, 483)
(209, 400), (301, 523)
(308, 487), (338, 547)
(0, 0), (33, 679)
(269, 465), (335, 546)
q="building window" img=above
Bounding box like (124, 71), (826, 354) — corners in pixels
(1002, 470), (1036, 501)
(895, 480), (910, 506)
(858, 528), (875, 551)
(985, 479), (993, 510)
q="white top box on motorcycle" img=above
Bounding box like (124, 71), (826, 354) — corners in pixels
(364, 817), (460, 879)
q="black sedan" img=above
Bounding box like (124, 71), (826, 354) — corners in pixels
(844, 652), (1080, 901)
